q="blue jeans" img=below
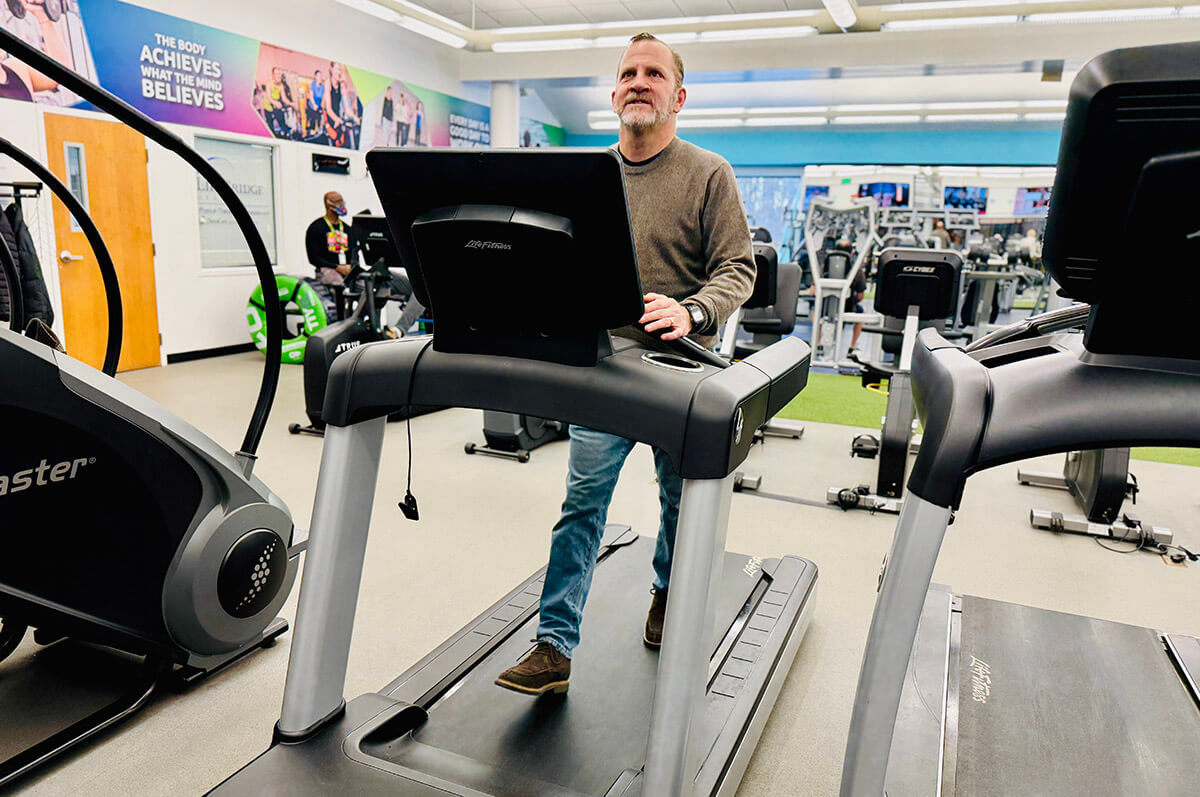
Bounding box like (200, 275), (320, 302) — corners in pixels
(536, 425), (683, 658)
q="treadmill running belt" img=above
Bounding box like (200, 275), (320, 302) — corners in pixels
(954, 596), (1200, 796)
(371, 537), (759, 796)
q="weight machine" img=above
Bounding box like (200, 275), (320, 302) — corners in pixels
(805, 196), (877, 368)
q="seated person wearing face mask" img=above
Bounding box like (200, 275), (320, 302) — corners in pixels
(305, 191), (355, 285)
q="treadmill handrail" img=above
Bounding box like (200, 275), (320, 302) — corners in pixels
(321, 335), (810, 480)
(906, 327), (1200, 509)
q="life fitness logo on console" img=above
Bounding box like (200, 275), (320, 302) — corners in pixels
(0, 457), (96, 498)
(464, 240), (512, 251)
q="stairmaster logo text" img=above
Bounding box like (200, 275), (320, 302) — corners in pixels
(0, 456), (96, 497)
(464, 240), (512, 251)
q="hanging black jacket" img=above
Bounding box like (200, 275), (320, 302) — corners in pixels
(0, 201), (54, 326)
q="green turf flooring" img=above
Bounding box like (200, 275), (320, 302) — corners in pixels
(775, 371), (1200, 468)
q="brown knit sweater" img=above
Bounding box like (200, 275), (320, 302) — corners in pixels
(613, 137), (755, 349)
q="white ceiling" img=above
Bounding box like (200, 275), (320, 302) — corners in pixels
(413, 0), (878, 30)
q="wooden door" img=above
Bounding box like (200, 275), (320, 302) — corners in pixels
(43, 113), (160, 371)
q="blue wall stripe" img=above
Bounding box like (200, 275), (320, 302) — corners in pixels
(565, 125), (1063, 166)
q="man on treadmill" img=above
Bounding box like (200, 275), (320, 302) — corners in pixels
(496, 32), (756, 695)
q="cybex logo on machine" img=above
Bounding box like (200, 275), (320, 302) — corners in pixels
(334, 340), (362, 355)
(0, 456), (96, 497)
(734, 407), (744, 445)
(902, 265), (937, 274)
(464, 240), (512, 251)
(742, 555), (763, 577)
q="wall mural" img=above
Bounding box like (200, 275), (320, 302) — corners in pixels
(0, 0), (491, 148)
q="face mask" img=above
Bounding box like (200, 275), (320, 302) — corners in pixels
(326, 202), (347, 217)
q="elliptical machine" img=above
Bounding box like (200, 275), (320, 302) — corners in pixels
(463, 413), (568, 463)
(1010, 305), (1170, 544)
(804, 197), (877, 368)
(0, 31), (298, 788)
(829, 248), (963, 513)
(290, 214), (437, 437)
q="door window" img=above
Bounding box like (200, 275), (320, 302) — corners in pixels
(63, 142), (89, 233)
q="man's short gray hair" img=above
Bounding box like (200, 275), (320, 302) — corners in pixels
(625, 32), (684, 90)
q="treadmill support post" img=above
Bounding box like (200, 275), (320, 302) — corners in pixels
(278, 417), (388, 737)
(644, 474), (734, 796)
(841, 494), (953, 797)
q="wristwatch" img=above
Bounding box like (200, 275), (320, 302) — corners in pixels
(684, 302), (707, 334)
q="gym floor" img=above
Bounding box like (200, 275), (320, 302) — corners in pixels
(9, 348), (1199, 796)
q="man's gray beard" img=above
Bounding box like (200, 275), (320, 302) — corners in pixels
(620, 105), (668, 130)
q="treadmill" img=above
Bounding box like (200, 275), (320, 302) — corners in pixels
(214, 149), (818, 796)
(841, 41), (1200, 796)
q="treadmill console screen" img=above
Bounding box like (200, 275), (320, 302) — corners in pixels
(365, 148), (646, 365)
(353, 214), (402, 269)
(1043, 40), (1200, 309)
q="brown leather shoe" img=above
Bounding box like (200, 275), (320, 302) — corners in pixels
(644, 589), (667, 649)
(495, 641), (571, 695)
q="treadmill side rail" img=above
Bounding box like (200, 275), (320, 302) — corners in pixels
(278, 417), (387, 738)
(841, 495), (954, 797)
(644, 475), (734, 796)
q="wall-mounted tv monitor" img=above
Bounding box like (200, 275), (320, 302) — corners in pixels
(857, 182), (910, 207)
(944, 186), (988, 212)
(1014, 186), (1053, 215)
(802, 184), (830, 211)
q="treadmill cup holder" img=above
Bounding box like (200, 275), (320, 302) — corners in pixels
(641, 352), (706, 373)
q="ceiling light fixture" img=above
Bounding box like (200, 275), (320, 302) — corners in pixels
(493, 25), (816, 52)
(882, 15), (1020, 30)
(493, 10), (822, 36)
(676, 118), (746, 128)
(1026, 7), (1178, 23)
(1022, 99), (1069, 108)
(925, 101), (1022, 110)
(880, 0), (1085, 10)
(332, 0), (401, 24)
(697, 26), (818, 41)
(492, 37), (592, 52)
(390, 0), (469, 29)
(399, 16), (468, 48)
(333, 0), (467, 47)
(744, 117), (830, 127)
(832, 115), (923, 124)
(1024, 112), (1068, 121)
(656, 32), (701, 44)
(924, 113), (1022, 122)
(680, 107), (748, 116)
(747, 106), (829, 114)
(834, 103), (923, 112)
